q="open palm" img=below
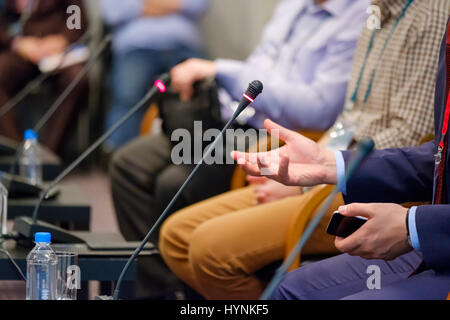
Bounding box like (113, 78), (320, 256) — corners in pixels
(231, 119), (337, 187)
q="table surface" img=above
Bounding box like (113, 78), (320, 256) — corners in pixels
(0, 234), (157, 281)
(8, 184), (91, 221)
(0, 146), (62, 180)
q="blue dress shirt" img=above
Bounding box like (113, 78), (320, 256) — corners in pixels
(101, 0), (208, 53)
(215, 0), (370, 130)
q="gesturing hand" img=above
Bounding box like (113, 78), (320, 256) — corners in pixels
(334, 203), (413, 260)
(247, 176), (302, 204)
(170, 58), (216, 101)
(231, 119), (337, 187)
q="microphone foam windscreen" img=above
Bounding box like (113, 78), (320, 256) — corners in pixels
(245, 80), (264, 100)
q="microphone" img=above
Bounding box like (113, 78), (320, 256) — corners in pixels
(12, 73), (171, 241)
(260, 137), (375, 300)
(112, 80), (264, 300)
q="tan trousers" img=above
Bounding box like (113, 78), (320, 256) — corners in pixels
(159, 185), (343, 300)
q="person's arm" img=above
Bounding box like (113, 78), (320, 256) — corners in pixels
(101, 0), (207, 25)
(216, 2), (367, 131)
(215, 31), (362, 131)
(100, 0), (143, 26)
(341, 141), (435, 204)
(142, 0), (208, 19)
(414, 204), (450, 272)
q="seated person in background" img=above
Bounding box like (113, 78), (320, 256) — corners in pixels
(159, 0), (450, 299)
(101, 0), (208, 151)
(0, 0), (88, 153)
(110, 0), (369, 298)
(231, 18), (450, 300)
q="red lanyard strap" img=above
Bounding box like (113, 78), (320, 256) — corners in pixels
(439, 23), (450, 149)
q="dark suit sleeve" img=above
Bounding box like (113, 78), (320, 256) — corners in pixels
(342, 143), (450, 272)
(414, 205), (450, 272)
(341, 141), (435, 204)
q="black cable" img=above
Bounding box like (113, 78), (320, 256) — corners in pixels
(0, 240), (26, 281)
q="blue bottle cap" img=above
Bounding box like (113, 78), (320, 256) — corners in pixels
(24, 129), (38, 141)
(34, 232), (51, 243)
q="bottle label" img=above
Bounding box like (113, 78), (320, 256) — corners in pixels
(36, 264), (51, 300)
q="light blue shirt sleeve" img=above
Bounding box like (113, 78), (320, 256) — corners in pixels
(101, 0), (143, 26)
(214, 0), (369, 131)
(181, 0), (209, 19)
(408, 206), (421, 251)
(334, 151), (347, 195)
(100, 0), (206, 52)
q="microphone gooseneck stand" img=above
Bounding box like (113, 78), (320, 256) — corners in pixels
(112, 80), (264, 300)
(12, 74), (171, 242)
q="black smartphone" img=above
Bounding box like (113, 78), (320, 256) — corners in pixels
(326, 211), (367, 238)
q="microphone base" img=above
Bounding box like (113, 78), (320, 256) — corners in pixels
(13, 216), (86, 243)
(0, 135), (18, 156)
(94, 296), (114, 300)
(1, 172), (61, 199)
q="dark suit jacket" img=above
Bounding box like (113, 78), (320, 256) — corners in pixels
(341, 21), (450, 273)
(0, 0), (87, 50)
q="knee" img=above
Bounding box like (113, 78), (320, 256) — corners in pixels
(109, 144), (139, 189)
(109, 147), (129, 181)
(159, 213), (188, 263)
(270, 269), (309, 300)
(154, 166), (188, 202)
(189, 222), (231, 283)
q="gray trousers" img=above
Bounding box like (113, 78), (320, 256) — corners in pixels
(109, 133), (236, 297)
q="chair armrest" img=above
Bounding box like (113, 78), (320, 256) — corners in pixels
(140, 103), (159, 135)
(284, 184), (339, 271)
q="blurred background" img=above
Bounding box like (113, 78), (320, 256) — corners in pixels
(0, 0), (280, 299)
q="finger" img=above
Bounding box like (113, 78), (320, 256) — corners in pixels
(257, 153), (277, 176)
(334, 231), (364, 253)
(180, 89), (192, 102)
(264, 119), (300, 143)
(241, 161), (263, 177)
(277, 154), (290, 183)
(246, 175), (267, 184)
(338, 203), (375, 219)
(255, 191), (267, 203)
(231, 151), (257, 165)
(232, 152), (263, 176)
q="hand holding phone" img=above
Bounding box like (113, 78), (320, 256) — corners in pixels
(326, 211), (367, 238)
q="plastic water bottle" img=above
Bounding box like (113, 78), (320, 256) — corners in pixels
(19, 129), (43, 185)
(0, 173), (8, 237)
(26, 232), (58, 300)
